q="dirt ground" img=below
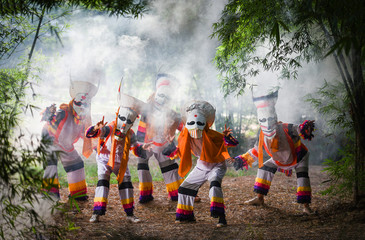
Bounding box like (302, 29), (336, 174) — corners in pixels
(55, 166), (365, 240)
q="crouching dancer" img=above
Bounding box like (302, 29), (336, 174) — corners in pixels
(232, 90), (315, 215)
(175, 100), (238, 227)
(86, 84), (150, 223)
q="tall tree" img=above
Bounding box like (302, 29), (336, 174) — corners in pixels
(212, 0), (365, 203)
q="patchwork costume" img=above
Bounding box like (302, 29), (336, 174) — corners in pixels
(41, 80), (98, 200)
(86, 84), (147, 223)
(234, 91), (314, 208)
(175, 100), (238, 227)
(136, 74), (184, 203)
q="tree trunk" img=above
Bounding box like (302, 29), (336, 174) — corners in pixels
(351, 46), (365, 204)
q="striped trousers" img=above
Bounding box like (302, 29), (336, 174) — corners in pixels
(93, 160), (135, 216)
(253, 153), (311, 203)
(137, 151), (183, 202)
(176, 160), (227, 221)
(42, 148), (87, 200)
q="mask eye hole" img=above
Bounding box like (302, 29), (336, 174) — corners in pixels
(119, 116), (126, 121)
(259, 118), (266, 123)
(267, 117), (275, 122)
(126, 119), (133, 124)
(187, 121), (195, 125)
(197, 121), (205, 126)
(74, 101), (88, 107)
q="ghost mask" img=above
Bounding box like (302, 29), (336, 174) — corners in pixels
(253, 91), (278, 139)
(153, 74), (175, 109)
(70, 80), (98, 119)
(73, 93), (91, 118)
(183, 101), (216, 139)
(114, 107), (138, 141)
(154, 86), (171, 108)
(185, 109), (206, 138)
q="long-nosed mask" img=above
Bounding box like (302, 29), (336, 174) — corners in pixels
(114, 107), (138, 141)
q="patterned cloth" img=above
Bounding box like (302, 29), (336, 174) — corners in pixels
(42, 104), (89, 200)
(243, 123), (312, 203)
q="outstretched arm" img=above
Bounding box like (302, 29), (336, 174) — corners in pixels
(299, 120), (315, 141)
(85, 116), (109, 138)
(223, 124), (239, 147)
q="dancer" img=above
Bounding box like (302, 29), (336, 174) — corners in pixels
(86, 83), (150, 223)
(41, 78), (99, 201)
(136, 73), (184, 203)
(175, 100), (238, 227)
(232, 91), (315, 214)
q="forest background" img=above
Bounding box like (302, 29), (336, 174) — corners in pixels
(0, 0), (364, 239)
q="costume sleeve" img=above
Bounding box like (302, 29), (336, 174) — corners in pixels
(85, 124), (111, 139)
(136, 114), (147, 142)
(298, 120), (315, 140)
(129, 129), (147, 159)
(223, 134), (239, 147)
(162, 142), (179, 159)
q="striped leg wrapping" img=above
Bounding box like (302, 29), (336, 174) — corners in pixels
(119, 181), (134, 215)
(65, 161), (87, 200)
(42, 178), (60, 198)
(93, 197), (107, 215)
(166, 178), (184, 201)
(68, 179), (87, 199)
(254, 177), (271, 195)
(176, 203), (195, 220)
(296, 171), (311, 203)
(139, 182), (153, 202)
(210, 196), (225, 217)
(176, 186), (197, 221)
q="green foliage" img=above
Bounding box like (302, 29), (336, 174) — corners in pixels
(0, 68), (50, 239)
(321, 145), (357, 198)
(0, 0), (147, 18)
(306, 80), (365, 198)
(212, 0), (365, 96)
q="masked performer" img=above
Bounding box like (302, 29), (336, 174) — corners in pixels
(86, 84), (149, 223)
(41, 79), (98, 201)
(175, 100), (238, 227)
(232, 91), (315, 214)
(136, 73), (184, 203)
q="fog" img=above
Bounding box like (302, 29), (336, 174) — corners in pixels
(19, 0), (343, 163)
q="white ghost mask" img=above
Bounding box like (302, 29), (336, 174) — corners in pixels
(185, 109), (206, 138)
(73, 93), (91, 118)
(253, 91), (278, 139)
(114, 107), (138, 141)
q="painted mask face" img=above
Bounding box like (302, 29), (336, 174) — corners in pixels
(154, 86), (171, 109)
(114, 107), (137, 141)
(73, 93), (91, 118)
(256, 107), (277, 138)
(185, 109), (206, 138)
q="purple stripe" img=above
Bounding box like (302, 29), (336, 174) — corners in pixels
(254, 185), (269, 195)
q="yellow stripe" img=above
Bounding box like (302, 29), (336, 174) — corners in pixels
(294, 140), (301, 148)
(139, 182), (153, 191)
(94, 197), (108, 203)
(211, 196), (224, 204)
(139, 121), (146, 128)
(42, 178), (60, 186)
(297, 186), (311, 192)
(121, 197), (134, 205)
(166, 179), (184, 192)
(68, 180), (87, 191)
(177, 203), (194, 211)
(255, 177), (271, 186)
